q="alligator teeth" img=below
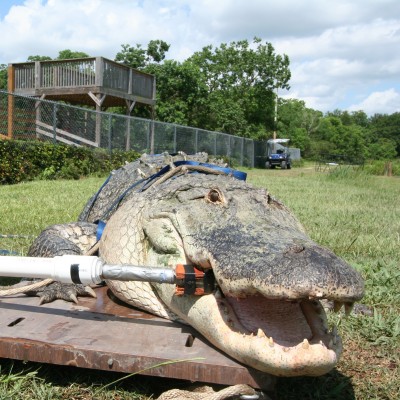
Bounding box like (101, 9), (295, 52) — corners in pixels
(333, 301), (344, 313)
(257, 328), (267, 338)
(345, 302), (354, 316)
(302, 339), (310, 349)
(268, 337), (274, 347)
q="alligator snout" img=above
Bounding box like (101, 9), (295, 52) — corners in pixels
(189, 223), (364, 303)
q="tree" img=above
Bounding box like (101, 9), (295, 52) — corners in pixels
(369, 112), (400, 157)
(115, 40), (170, 69)
(312, 116), (368, 160)
(182, 38), (291, 138)
(145, 59), (207, 125)
(27, 50), (90, 62)
(57, 50), (90, 60)
(0, 64), (7, 90)
(276, 99), (322, 154)
(27, 55), (52, 61)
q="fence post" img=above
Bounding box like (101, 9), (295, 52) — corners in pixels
(108, 114), (112, 155)
(52, 103), (58, 143)
(195, 129), (198, 153)
(7, 65), (15, 139)
(240, 138), (244, 166)
(150, 107), (155, 154)
(125, 115), (131, 151)
(173, 125), (177, 153)
(251, 140), (255, 168)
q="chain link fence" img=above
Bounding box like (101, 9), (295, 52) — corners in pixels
(0, 91), (256, 167)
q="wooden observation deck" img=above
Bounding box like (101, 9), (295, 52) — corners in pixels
(5, 57), (156, 146)
(8, 56), (156, 109)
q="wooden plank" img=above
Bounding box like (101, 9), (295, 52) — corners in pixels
(35, 127), (83, 147)
(0, 287), (275, 391)
(36, 121), (98, 147)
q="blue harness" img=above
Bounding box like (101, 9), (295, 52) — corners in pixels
(95, 159), (247, 241)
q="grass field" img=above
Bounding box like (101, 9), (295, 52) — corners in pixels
(0, 166), (399, 399)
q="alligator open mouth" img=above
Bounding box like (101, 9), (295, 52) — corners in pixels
(197, 287), (346, 376)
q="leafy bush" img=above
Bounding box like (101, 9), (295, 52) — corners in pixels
(0, 139), (140, 184)
(363, 159), (399, 176)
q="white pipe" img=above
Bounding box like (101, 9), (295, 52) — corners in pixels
(0, 255), (176, 286)
(0, 255), (103, 285)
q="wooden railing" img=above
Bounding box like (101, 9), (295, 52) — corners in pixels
(11, 57), (155, 103)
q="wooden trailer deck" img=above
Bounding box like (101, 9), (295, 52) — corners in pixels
(0, 285), (275, 391)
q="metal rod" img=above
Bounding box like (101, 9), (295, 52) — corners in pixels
(0, 255), (176, 286)
(101, 264), (176, 283)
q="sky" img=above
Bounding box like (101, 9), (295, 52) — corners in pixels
(0, 0), (399, 116)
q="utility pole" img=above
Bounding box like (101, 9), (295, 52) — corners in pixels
(273, 86), (278, 140)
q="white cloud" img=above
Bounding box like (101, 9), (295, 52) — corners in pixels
(0, 0), (399, 115)
(348, 89), (400, 114)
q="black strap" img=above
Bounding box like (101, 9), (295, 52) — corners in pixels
(183, 264), (196, 295)
(70, 264), (82, 284)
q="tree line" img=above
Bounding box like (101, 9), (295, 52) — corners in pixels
(1, 39), (398, 160)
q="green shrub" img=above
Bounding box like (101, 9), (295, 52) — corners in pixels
(363, 159), (399, 176)
(0, 139), (141, 184)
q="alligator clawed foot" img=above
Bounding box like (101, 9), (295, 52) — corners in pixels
(30, 282), (97, 305)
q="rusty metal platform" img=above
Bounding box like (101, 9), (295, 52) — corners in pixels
(0, 286), (275, 390)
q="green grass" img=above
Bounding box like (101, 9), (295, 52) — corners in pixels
(0, 167), (399, 399)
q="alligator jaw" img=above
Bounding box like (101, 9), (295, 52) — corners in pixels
(180, 289), (343, 376)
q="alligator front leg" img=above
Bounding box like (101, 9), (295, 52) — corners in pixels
(26, 222), (98, 304)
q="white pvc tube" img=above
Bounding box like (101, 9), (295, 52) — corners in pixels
(0, 255), (176, 286)
(0, 255), (103, 286)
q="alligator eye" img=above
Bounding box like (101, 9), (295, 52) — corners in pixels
(206, 189), (224, 204)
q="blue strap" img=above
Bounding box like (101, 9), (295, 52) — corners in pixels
(174, 160), (247, 181)
(84, 173), (112, 219)
(95, 159), (246, 240)
(96, 220), (107, 241)
(0, 249), (19, 256)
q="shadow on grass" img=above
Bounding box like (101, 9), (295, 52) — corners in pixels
(276, 368), (355, 400)
(0, 359), (356, 400)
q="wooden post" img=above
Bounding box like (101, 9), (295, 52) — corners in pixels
(384, 161), (393, 177)
(35, 61), (41, 90)
(7, 64), (15, 139)
(95, 103), (101, 147)
(88, 92), (107, 147)
(35, 94), (45, 139)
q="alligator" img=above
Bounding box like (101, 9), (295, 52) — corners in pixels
(28, 153), (364, 377)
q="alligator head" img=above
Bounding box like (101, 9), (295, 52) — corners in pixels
(100, 173), (364, 377)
